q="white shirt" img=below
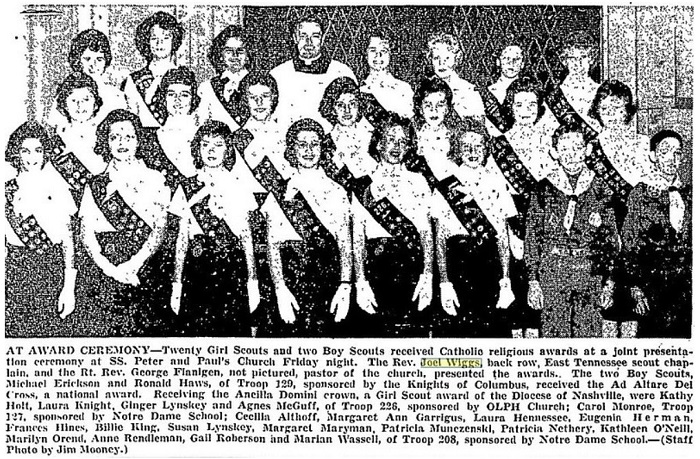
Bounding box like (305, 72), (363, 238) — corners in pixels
(58, 120), (106, 175)
(5, 167), (77, 247)
(370, 163), (433, 234)
(270, 59), (356, 131)
(79, 159), (171, 233)
(196, 69), (248, 132)
(330, 118), (377, 178)
(361, 71), (414, 119)
(598, 127), (652, 187)
(505, 124), (559, 184)
(241, 117), (292, 179)
(417, 124), (454, 181)
(156, 115), (199, 178)
(442, 71), (485, 120)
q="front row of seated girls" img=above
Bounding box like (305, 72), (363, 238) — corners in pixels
(4, 107), (690, 338)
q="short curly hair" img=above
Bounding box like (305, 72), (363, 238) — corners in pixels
(446, 120), (490, 166)
(151, 66), (200, 123)
(502, 76), (546, 126)
(134, 11), (184, 63)
(588, 79), (637, 126)
(238, 71), (279, 122)
(68, 29), (112, 72)
(5, 121), (53, 172)
(284, 118), (327, 169)
(208, 25), (250, 74)
(560, 30), (599, 68)
(413, 76), (454, 128)
(426, 32), (463, 68)
(55, 72), (103, 123)
(368, 112), (417, 164)
(94, 109), (145, 163)
(191, 120), (236, 171)
(318, 77), (365, 126)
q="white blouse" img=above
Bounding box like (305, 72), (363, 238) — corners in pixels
(505, 124), (559, 184)
(123, 62), (176, 128)
(330, 118), (377, 177)
(442, 71), (485, 120)
(241, 117), (293, 179)
(417, 124), (454, 181)
(196, 69), (248, 131)
(156, 115), (199, 178)
(361, 71), (414, 119)
(58, 120), (106, 175)
(598, 127), (653, 187)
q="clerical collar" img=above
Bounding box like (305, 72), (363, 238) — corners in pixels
(292, 50), (332, 74)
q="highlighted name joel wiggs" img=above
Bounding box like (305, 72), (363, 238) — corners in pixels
(421, 358), (483, 368)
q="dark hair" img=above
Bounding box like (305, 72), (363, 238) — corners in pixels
(292, 15), (326, 37)
(368, 112), (417, 163)
(151, 67), (200, 123)
(55, 72), (103, 122)
(238, 72), (279, 122)
(650, 129), (684, 152)
(551, 124), (587, 151)
(413, 76), (454, 127)
(191, 121), (236, 171)
(94, 109), (144, 163)
(447, 120), (490, 166)
(318, 77), (364, 126)
(284, 118), (326, 168)
(68, 29), (112, 72)
(588, 79), (637, 125)
(365, 28), (396, 53)
(208, 25), (250, 74)
(502, 76), (546, 125)
(135, 11), (184, 63)
(5, 121), (53, 171)
(560, 30), (599, 66)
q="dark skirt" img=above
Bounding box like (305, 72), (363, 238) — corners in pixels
(433, 235), (507, 338)
(257, 234), (340, 337)
(362, 236), (430, 337)
(179, 235), (250, 337)
(506, 255), (541, 331)
(5, 244), (75, 337)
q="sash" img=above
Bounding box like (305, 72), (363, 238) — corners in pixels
(436, 176), (497, 245)
(232, 128), (254, 157)
(181, 176), (204, 201)
(584, 139), (633, 198)
(130, 67), (166, 126)
(249, 156), (287, 199)
(404, 150), (439, 190)
(211, 76), (245, 126)
(5, 180), (54, 251)
(141, 130), (188, 196)
(491, 136), (538, 195)
(90, 174), (153, 265)
(190, 195), (238, 247)
(50, 136), (92, 192)
(360, 92), (389, 130)
(479, 87), (511, 134)
(545, 84), (598, 143)
(356, 187), (421, 245)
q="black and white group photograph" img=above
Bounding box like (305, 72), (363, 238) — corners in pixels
(2, 4), (693, 339)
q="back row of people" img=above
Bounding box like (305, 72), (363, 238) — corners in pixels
(5, 13), (690, 338)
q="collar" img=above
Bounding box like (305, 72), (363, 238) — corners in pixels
(149, 58), (176, 78)
(292, 50), (332, 74)
(546, 165), (596, 197)
(220, 68), (248, 85)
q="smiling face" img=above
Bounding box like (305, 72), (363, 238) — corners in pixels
(165, 83), (193, 117)
(367, 36), (390, 72)
(66, 87), (97, 123)
(499, 46), (523, 79)
(19, 138), (45, 172)
(380, 125), (409, 165)
(200, 134), (227, 168)
(430, 42), (457, 79)
(653, 137), (682, 178)
(295, 22), (323, 60)
(459, 132), (487, 169)
(597, 95), (627, 128)
(421, 91), (448, 128)
(512, 91), (539, 126)
(295, 130), (322, 168)
(334, 93), (359, 127)
(109, 121), (138, 162)
(80, 48), (107, 78)
(553, 132), (587, 175)
(222, 36), (246, 73)
(150, 24), (174, 60)
(247, 83), (274, 122)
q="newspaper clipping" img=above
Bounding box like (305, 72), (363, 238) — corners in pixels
(0, 2), (696, 458)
